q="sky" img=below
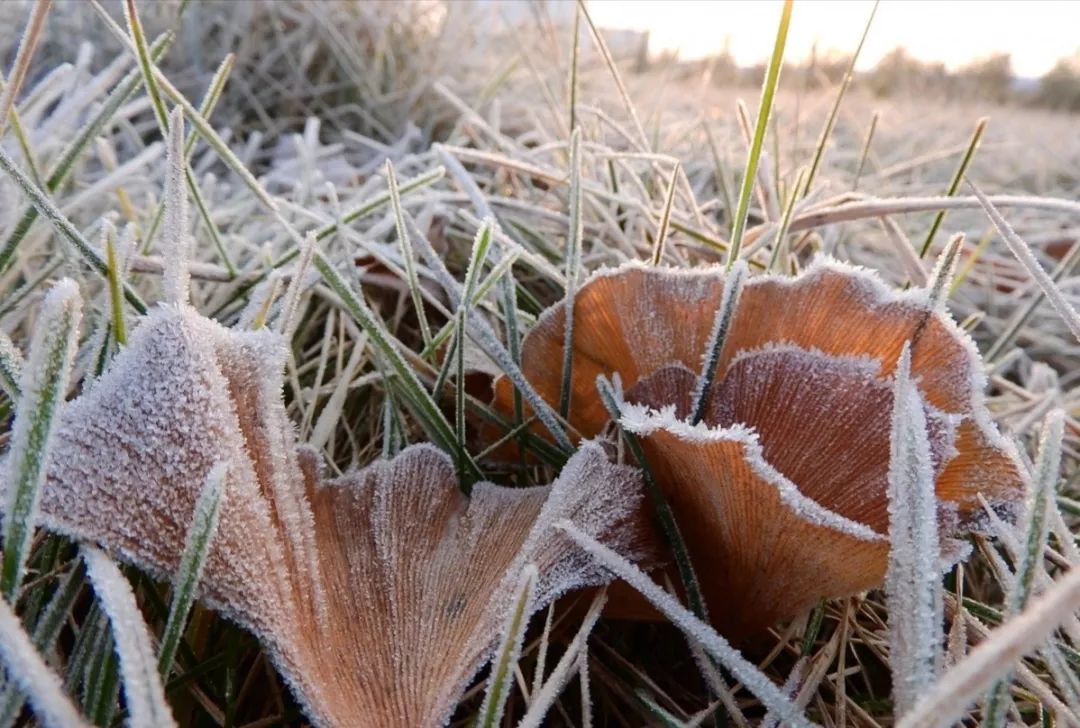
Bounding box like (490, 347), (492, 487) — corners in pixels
(586, 1), (1080, 78)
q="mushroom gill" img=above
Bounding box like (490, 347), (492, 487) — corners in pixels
(7, 303), (648, 727)
(490, 258), (1027, 636)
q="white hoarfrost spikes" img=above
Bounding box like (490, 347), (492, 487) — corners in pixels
(885, 344), (943, 717)
(161, 106), (190, 306)
(1, 279), (81, 600)
(0, 300), (648, 727)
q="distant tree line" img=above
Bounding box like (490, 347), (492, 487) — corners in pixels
(665, 44), (1080, 112)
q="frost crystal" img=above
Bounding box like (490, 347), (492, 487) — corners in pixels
(0, 302), (647, 728)
(885, 345), (943, 717)
(488, 258), (1027, 637)
(161, 107), (190, 306)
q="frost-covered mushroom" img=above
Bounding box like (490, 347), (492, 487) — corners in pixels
(1, 302), (648, 727)
(490, 259), (1026, 636)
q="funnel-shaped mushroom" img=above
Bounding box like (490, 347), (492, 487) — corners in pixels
(491, 259), (1026, 636)
(5, 303), (647, 727)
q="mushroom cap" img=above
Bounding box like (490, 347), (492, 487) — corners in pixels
(490, 258), (1027, 635)
(6, 304), (649, 727)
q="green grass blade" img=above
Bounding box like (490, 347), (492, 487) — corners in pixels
(83, 548), (176, 728)
(596, 376), (709, 625)
(477, 565), (537, 728)
(0, 32), (173, 274)
(158, 463), (226, 679)
(560, 128), (583, 420)
(919, 117), (987, 258)
(728, 0), (792, 269)
(0, 145), (147, 313)
(802, 1), (878, 196)
(1, 280), (81, 601)
(691, 261), (748, 424)
(0, 593), (90, 728)
(0, 558), (86, 728)
(102, 221), (127, 347)
(312, 251), (481, 478)
(386, 159), (433, 351)
(0, 333), (23, 401)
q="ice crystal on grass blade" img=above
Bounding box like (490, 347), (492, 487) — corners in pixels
(1, 278), (81, 600)
(0, 593), (90, 728)
(885, 344), (943, 717)
(82, 547), (176, 728)
(490, 259), (1027, 636)
(0, 300), (648, 727)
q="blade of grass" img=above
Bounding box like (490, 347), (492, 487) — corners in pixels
(454, 221), (493, 484)
(518, 590), (606, 728)
(0, 333), (23, 401)
(83, 548), (176, 728)
(0, 593), (90, 728)
(312, 250), (481, 478)
(596, 375), (709, 625)
(1, 280), (81, 600)
(102, 221), (127, 347)
(900, 564), (1080, 728)
(852, 111), (879, 191)
(386, 159), (433, 352)
(802, 1), (877, 196)
(0, 559), (86, 728)
(919, 118), (987, 258)
(557, 521), (812, 728)
(985, 410), (1064, 725)
(0, 144), (147, 313)
(0, 31), (174, 275)
(0, 0), (52, 138)
(158, 463), (227, 679)
(651, 161), (680, 266)
(970, 180), (1080, 344)
(926, 233), (964, 310)
(477, 565), (537, 728)
(560, 128), (583, 420)
(691, 260), (748, 424)
(767, 167), (805, 271)
(728, 0), (792, 268)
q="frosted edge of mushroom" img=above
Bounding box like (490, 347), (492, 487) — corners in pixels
(618, 399), (886, 543)
(525, 255), (1029, 494)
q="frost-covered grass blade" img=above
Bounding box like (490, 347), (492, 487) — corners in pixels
(1, 279), (81, 600)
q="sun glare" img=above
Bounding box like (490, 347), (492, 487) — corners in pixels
(586, 0), (1080, 78)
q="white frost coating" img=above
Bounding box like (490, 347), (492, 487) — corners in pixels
(2, 290), (650, 727)
(0, 330), (24, 399)
(83, 547), (178, 728)
(690, 259), (747, 415)
(724, 340), (883, 377)
(477, 564), (537, 728)
(926, 234), (964, 311)
(885, 345), (943, 718)
(971, 182), (1080, 345)
(566, 255), (1027, 495)
(3, 279), (81, 593)
(619, 400), (883, 542)
(162, 106), (190, 306)
(516, 590), (606, 728)
(237, 271), (282, 330)
(899, 565), (1080, 728)
(557, 521), (818, 728)
(0, 594), (91, 728)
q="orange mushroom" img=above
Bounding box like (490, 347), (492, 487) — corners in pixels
(6, 303), (649, 727)
(491, 258), (1027, 636)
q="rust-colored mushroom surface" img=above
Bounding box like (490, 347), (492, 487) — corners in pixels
(491, 259), (1026, 636)
(3, 303), (649, 728)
